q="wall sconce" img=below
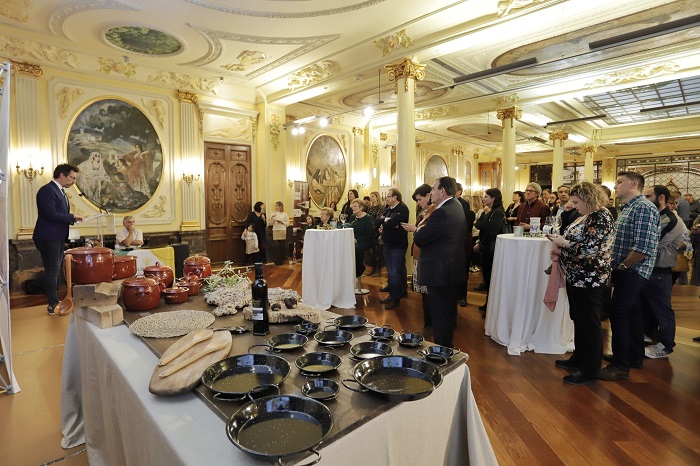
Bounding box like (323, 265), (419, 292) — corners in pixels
(182, 172), (200, 184)
(354, 182), (366, 191)
(16, 161), (44, 181)
(451, 147), (464, 156)
(288, 179), (294, 188)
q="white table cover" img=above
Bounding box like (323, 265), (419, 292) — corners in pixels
(69, 317), (497, 466)
(302, 229), (356, 309)
(484, 234), (575, 355)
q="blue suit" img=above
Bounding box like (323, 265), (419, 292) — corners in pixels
(33, 181), (76, 308)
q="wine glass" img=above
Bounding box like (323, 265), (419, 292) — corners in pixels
(551, 215), (561, 233)
(339, 213), (347, 224)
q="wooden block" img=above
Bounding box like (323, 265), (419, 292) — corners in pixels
(72, 282), (121, 307)
(74, 304), (124, 329)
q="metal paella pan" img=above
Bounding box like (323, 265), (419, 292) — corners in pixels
(201, 354), (291, 401)
(326, 315), (375, 330)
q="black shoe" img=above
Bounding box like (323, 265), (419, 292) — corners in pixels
(563, 371), (598, 386)
(693, 336), (700, 342)
(473, 282), (487, 291)
(598, 365), (629, 381)
(379, 286), (390, 292)
(554, 359), (580, 371)
(458, 299), (468, 307)
(379, 297), (393, 304)
(384, 301), (399, 310)
(47, 305), (55, 316)
(602, 353), (613, 363)
(478, 303), (487, 311)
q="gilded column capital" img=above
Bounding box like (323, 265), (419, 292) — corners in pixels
(176, 89), (198, 103)
(384, 57), (425, 93)
(580, 143), (598, 155)
(352, 127), (364, 136)
(496, 106), (521, 128)
(548, 130), (569, 142)
(10, 60), (43, 77)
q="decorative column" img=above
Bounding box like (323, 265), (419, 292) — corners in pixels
(13, 63), (43, 239)
(177, 90), (201, 231)
(496, 106), (520, 196)
(385, 57), (425, 224)
(549, 130), (568, 189)
(352, 127), (364, 194)
(581, 144), (597, 182)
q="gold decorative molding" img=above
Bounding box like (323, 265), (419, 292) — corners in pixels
(372, 138), (379, 164)
(148, 71), (220, 95)
(180, 221), (200, 232)
(580, 144), (598, 155)
(492, 94), (519, 107)
(385, 57), (425, 93)
(221, 50), (270, 72)
(415, 106), (454, 120)
(496, 106), (521, 128)
(352, 127), (364, 136)
(270, 113), (281, 151)
(176, 89), (198, 103)
(549, 130), (569, 142)
(373, 29), (413, 57)
(288, 60), (338, 91)
(583, 62), (680, 90)
(10, 60), (42, 77)
(97, 57), (137, 78)
(379, 133), (387, 141)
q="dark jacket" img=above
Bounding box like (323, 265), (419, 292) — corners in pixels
(33, 181), (75, 242)
(475, 207), (506, 252)
(376, 202), (409, 249)
(456, 197), (475, 245)
(413, 198), (467, 287)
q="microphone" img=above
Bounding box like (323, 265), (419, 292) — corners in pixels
(75, 191), (108, 214)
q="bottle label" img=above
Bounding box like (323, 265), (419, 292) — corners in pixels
(252, 307), (263, 320)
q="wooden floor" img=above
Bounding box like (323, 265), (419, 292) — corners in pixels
(2, 263), (699, 465)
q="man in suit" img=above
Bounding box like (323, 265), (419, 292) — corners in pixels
(413, 177), (467, 347)
(33, 164), (84, 315)
(455, 183), (474, 307)
(376, 187), (409, 310)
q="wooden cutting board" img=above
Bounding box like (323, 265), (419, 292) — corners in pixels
(149, 330), (232, 396)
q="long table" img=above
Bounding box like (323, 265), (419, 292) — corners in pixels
(484, 234), (575, 355)
(64, 298), (497, 465)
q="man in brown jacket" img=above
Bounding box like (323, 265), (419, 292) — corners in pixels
(516, 182), (550, 231)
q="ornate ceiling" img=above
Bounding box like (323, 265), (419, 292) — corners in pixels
(1, 0), (699, 159)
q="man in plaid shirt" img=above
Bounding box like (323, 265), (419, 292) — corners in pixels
(600, 171), (660, 381)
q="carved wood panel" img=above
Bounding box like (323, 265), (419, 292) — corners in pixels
(204, 142), (251, 265)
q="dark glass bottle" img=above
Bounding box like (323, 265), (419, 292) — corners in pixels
(251, 262), (269, 335)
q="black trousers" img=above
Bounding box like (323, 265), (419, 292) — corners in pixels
(566, 283), (603, 378)
(425, 284), (458, 347)
(34, 239), (65, 308)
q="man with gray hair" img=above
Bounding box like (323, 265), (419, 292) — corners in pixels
(515, 182), (550, 231)
(115, 216), (143, 249)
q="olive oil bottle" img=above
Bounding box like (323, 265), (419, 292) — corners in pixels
(251, 263), (269, 335)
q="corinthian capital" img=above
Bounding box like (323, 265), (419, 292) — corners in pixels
(496, 106), (521, 128)
(548, 130), (569, 142)
(384, 57), (425, 93)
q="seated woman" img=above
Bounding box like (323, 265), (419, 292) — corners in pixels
(349, 199), (374, 277)
(315, 207), (335, 229)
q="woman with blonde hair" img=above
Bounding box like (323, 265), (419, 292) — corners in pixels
(269, 201), (290, 265)
(547, 182), (614, 385)
(316, 207), (335, 229)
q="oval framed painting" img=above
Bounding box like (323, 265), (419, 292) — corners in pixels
(66, 98), (163, 213)
(306, 135), (346, 208)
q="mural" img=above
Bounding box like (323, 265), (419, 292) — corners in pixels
(424, 154), (449, 185)
(67, 99), (163, 213)
(305, 135), (346, 208)
(104, 26), (182, 55)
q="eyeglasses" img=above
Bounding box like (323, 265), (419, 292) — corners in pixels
(66, 174), (77, 180)
(525, 189), (537, 193)
(557, 190), (568, 194)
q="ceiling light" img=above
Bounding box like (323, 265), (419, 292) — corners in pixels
(544, 114), (607, 127)
(291, 127), (298, 136)
(319, 117), (329, 127)
(589, 13), (700, 51)
(297, 125), (306, 134)
(363, 106), (374, 117)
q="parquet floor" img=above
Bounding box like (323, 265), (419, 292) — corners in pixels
(2, 263), (699, 465)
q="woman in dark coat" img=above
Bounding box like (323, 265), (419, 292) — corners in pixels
(474, 188), (507, 313)
(340, 189), (358, 220)
(245, 201), (267, 263)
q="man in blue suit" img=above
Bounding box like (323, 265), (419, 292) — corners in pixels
(33, 163), (84, 315)
(412, 177), (467, 347)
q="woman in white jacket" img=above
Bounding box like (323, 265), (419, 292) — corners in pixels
(269, 201), (290, 265)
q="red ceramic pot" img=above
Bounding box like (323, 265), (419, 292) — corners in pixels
(121, 276), (161, 312)
(143, 262), (174, 288)
(183, 255), (212, 278)
(112, 255), (137, 280)
(65, 246), (115, 284)
(162, 287), (189, 304)
(176, 275), (201, 296)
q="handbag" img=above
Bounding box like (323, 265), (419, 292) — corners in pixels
(273, 229), (286, 240)
(672, 253), (689, 272)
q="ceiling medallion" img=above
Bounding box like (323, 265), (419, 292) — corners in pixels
(104, 26), (182, 56)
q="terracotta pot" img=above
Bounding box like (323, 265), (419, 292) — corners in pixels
(112, 255), (137, 280)
(162, 287), (189, 304)
(176, 276), (201, 296)
(65, 246), (115, 284)
(143, 262), (174, 288)
(183, 255), (212, 278)
(121, 276), (161, 312)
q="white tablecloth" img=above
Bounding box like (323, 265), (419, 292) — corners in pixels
(302, 229), (356, 309)
(484, 234), (574, 355)
(69, 317), (497, 466)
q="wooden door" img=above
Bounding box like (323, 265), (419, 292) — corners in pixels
(204, 142), (251, 265)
